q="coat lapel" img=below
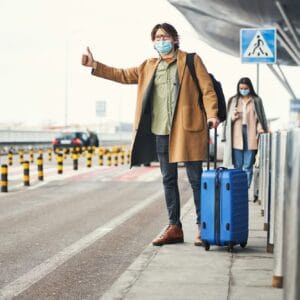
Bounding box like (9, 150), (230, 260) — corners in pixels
(141, 60), (159, 112)
(177, 50), (187, 84)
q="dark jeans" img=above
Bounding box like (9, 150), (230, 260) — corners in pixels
(232, 125), (257, 188)
(156, 135), (202, 226)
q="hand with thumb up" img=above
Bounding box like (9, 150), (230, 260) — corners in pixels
(81, 47), (95, 67)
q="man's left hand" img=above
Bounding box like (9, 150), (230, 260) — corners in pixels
(207, 117), (220, 129)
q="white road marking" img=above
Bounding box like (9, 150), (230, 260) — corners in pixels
(99, 197), (194, 300)
(0, 166), (160, 195)
(0, 166), (111, 195)
(0, 190), (164, 299)
(135, 168), (161, 182)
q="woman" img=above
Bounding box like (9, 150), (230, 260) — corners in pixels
(222, 77), (268, 188)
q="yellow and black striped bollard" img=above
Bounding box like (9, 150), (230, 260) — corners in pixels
(8, 151), (13, 166)
(87, 146), (92, 154)
(82, 147), (86, 156)
(19, 149), (24, 164)
(107, 152), (112, 167)
(113, 153), (119, 166)
(37, 155), (44, 181)
(23, 161), (30, 186)
(120, 151), (125, 165)
(73, 151), (79, 170)
(86, 149), (92, 168)
(63, 148), (68, 160)
(1, 164), (8, 192)
(76, 147), (81, 155)
(98, 148), (104, 166)
(29, 149), (34, 163)
(57, 153), (63, 174)
(48, 148), (52, 161)
(38, 149), (43, 158)
(126, 151), (131, 165)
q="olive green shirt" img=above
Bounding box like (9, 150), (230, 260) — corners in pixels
(151, 54), (178, 135)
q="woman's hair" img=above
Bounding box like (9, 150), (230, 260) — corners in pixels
(151, 23), (180, 50)
(236, 77), (258, 97)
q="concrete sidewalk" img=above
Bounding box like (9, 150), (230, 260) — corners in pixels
(101, 199), (283, 300)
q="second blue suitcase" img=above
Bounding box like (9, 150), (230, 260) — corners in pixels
(200, 168), (248, 251)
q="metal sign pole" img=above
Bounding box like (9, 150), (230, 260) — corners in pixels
(256, 64), (260, 95)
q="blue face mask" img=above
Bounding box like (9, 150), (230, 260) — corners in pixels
(239, 89), (250, 96)
(154, 40), (173, 54)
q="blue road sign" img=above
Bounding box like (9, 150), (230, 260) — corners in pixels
(240, 28), (276, 64)
(290, 99), (300, 112)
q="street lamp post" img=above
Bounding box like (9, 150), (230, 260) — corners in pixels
(65, 37), (69, 128)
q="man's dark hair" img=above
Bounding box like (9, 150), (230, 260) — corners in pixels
(236, 77), (258, 97)
(151, 23), (180, 50)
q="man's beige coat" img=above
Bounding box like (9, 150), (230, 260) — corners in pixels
(92, 49), (218, 166)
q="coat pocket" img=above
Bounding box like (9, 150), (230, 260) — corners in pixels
(182, 105), (205, 132)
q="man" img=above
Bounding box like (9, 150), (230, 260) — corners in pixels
(87, 129), (99, 147)
(82, 23), (219, 246)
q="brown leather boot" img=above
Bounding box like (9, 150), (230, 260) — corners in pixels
(152, 225), (184, 246)
(194, 224), (203, 246)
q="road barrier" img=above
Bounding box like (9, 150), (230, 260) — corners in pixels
(1, 164), (8, 192)
(282, 129), (300, 299)
(23, 161), (30, 186)
(258, 129), (300, 295)
(272, 130), (287, 288)
(57, 153), (63, 174)
(29, 149), (34, 163)
(8, 151), (13, 166)
(19, 149), (24, 164)
(0, 145), (131, 192)
(268, 132), (278, 253)
(98, 148), (104, 166)
(48, 148), (52, 161)
(72, 151), (79, 170)
(259, 133), (270, 224)
(63, 149), (67, 160)
(86, 149), (92, 168)
(113, 153), (118, 166)
(127, 151), (131, 165)
(37, 155), (44, 181)
(107, 153), (112, 167)
(120, 151), (125, 165)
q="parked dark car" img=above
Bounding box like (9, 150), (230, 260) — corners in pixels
(52, 131), (90, 152)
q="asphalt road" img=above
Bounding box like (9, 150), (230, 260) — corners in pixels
(0, 155), (193, 299)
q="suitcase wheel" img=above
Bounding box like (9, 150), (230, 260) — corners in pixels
(227, 244), (234, 253)
(240, 242), (247, 248)
(203, 242), (210, 251)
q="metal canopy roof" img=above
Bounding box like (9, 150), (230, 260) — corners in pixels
(168, 0), (300, 66)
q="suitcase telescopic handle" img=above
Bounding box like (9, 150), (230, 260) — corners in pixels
(207, 123), (217, 170)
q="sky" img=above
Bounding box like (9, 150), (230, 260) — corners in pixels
(0, 0), (299, 130)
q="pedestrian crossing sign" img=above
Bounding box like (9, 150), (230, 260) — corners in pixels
(240, 28), (276, 64)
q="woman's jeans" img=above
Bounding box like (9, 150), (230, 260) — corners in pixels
(232, 125), (257, 188)
(156, 135), (202, 226)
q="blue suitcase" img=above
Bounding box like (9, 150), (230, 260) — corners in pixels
(200, 167), (249, 251)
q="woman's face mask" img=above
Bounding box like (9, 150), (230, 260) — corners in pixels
(239, 89), (250, 96)
(154, 40), (173, 54)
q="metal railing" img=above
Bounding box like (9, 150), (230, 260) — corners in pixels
(0, 130), (57, 145)
(259, 129), (300, 299)
(282, 129), (300, 300)
(0, 130), (132, 153)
